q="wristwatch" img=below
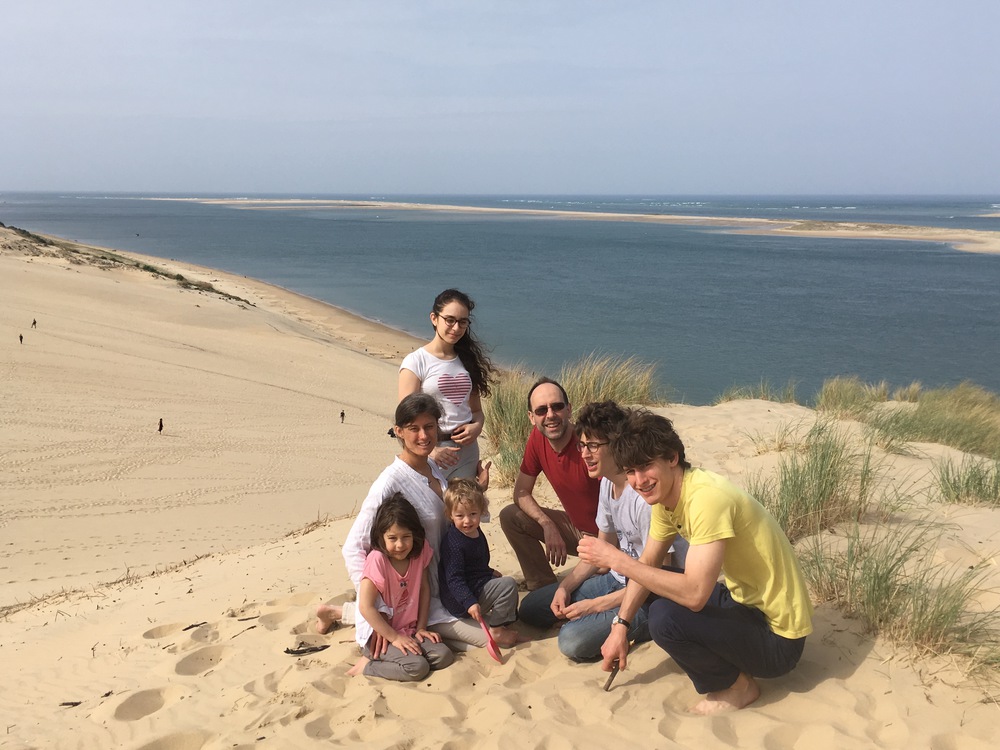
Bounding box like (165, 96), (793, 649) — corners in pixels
(611, 615), (631, 630)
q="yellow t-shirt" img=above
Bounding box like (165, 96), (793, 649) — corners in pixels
(650, 468), (813, 639)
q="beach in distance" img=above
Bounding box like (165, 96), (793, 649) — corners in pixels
(2, 224), (999, 749)
(3, 192), (1000, 404)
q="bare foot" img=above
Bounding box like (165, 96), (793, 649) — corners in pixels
(315, 604), (343, 634)
(689, 673), (760, 715)
(346, 656), (370, 677)
(490, 626), (519, 648)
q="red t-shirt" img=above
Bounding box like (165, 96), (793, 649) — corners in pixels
(519, 428), (600, 535)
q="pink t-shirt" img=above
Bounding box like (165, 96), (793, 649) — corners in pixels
(361, 540), (434, 637)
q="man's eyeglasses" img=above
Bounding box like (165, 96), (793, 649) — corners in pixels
(438, 315), (470, 329)
(577, 440), (609, 453)
(532, 401), (566, 417)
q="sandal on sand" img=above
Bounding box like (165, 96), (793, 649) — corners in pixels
(284, 643), (330, 656)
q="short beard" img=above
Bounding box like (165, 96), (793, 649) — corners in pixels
(543, 421), (567, 441)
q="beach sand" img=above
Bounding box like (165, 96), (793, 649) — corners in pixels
(156, 198), (1000, 254)
(2, 226), (998, 749)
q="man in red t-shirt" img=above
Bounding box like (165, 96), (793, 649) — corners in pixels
(498, 377), (601, 590)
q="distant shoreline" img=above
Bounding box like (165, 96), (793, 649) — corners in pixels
(148, 197), (1000, 254)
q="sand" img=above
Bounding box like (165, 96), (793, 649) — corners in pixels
(2, 226), (999, 749)
(151, 197), (1000, 254)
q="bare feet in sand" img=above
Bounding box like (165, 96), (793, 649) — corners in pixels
(690, 673), (760, 715)
(315, 603), (343, 634)
(346, 656), (370, 677)
(489, 625), (532, 647)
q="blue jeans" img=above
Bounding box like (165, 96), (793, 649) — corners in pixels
(518, 572), (651, 661)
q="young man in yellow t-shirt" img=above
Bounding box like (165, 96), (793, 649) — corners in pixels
(578, 411), (813, 715)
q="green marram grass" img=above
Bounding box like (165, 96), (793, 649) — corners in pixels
(716, 379), (798, 404)
(817, 379), (1000, 460)
(746, 421), (878, 542)
(800, 521), (1000, 672)
(557, 353), (660, 407)
(814, 376), (889, 418)
(936, 456), (1000, 507)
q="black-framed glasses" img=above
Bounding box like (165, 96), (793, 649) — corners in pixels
(438, 314), (470, 329)
(577, 440), (609, 453)
(532, 401), (567, 417)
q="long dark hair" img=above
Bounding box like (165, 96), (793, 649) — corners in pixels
(432, 289), (497, 397)
(370, 492), (426, 560)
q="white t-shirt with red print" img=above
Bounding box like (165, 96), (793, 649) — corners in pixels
(400, 347), (474, 434)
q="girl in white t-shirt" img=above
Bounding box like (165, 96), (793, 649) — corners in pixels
(399, 289), (496, 479)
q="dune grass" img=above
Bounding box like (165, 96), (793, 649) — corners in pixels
(482, 367), (535, 487)
(936, 456), (1000, 507)
(801, 521), (1000, 672)
(743, 420), (806, 456)
(861, 409), (919, 456)
(814, 376), (889, 418)
(885, 383), (1000, 459)
(747, 422), (878, 542)
(816, 379), (1000, 460)
(482, 354), (660, 486)
(558, 353), (660, 407)
(892, 381), (923, 402)
(716, 379), (798, 404)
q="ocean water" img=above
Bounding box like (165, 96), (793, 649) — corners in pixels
(4, 192), (1000, 404)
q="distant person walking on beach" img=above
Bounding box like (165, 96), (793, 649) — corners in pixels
(398, 289), (496, 480)
(31, 319), (37, 329)
(158, 418), (163, 434)
(579, 410), (813, 714)
(340, 410), (345, 423)
(19, 334), (23, 344)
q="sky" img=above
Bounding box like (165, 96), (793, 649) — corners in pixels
(4, 1), (999, 195)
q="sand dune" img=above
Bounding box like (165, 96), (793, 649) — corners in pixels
(2, 226), (997, 749)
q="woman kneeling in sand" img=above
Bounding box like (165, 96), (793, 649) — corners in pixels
(316, 393), (491, 670)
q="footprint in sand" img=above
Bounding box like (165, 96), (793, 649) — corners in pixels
(174, 645), (230, 676)
(188, 624), (220, 644)
(264, 591), (319, 608)
(258, 610), (295, 631)
(113, 686), (185, 721)
(134, 731), (213, 750)
(304, 713), (335, 740)
(142, 622), (189, 640)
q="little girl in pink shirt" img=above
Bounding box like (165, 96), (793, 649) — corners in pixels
(347, 492), (455, 681)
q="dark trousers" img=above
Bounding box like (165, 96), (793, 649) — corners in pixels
(647, 582), (806, 694)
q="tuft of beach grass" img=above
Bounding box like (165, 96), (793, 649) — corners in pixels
(936, 456), (1000, 507)
(747, 421), (879, 542)
(800, 520), (1000, 674)
(814, 376), (889, 418)
(816, 379), (1000, 460)
(716, 378), (798, 404)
